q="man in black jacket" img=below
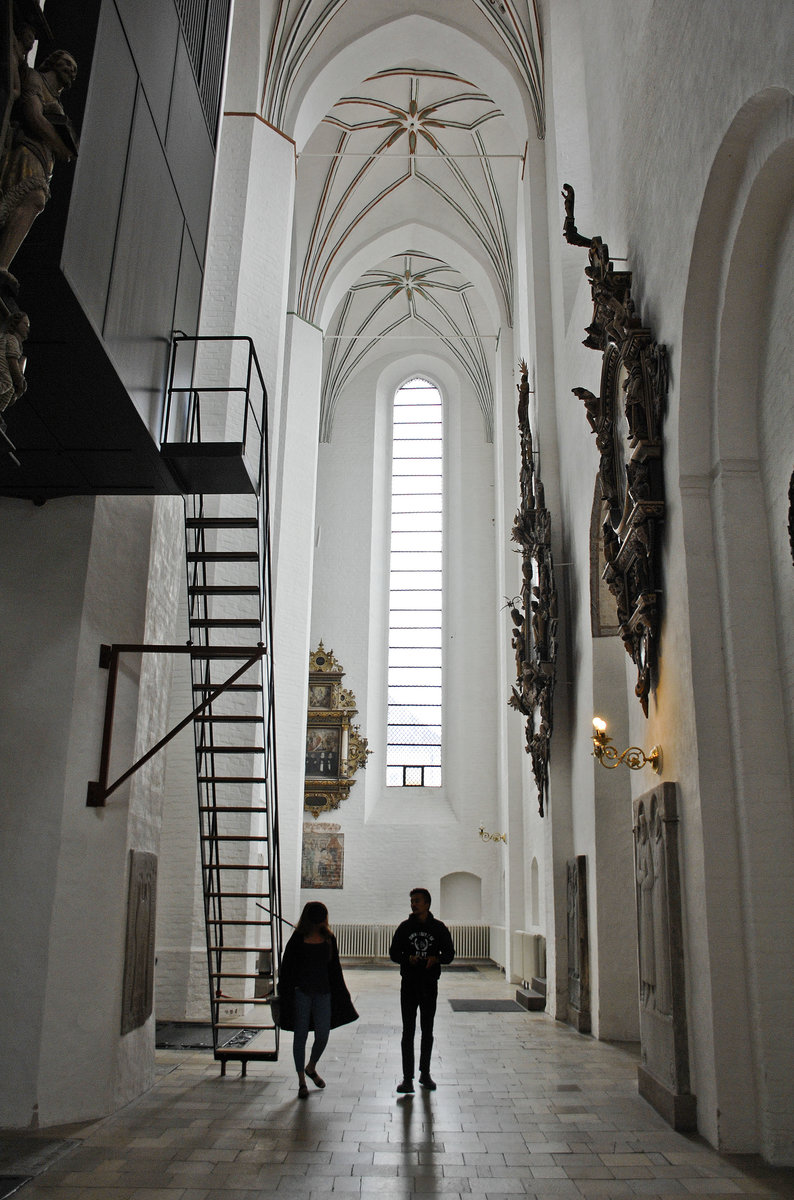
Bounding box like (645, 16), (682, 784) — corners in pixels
(389, 887), (455, 1092)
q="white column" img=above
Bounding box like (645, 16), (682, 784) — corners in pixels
(272, 314), (324, 918)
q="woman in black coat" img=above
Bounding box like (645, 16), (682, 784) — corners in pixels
(278, 901), (358, 1097)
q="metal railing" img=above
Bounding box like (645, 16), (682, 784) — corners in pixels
(162, 333), (268, 495)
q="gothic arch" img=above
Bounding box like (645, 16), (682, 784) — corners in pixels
(678, 87), (794, 1160)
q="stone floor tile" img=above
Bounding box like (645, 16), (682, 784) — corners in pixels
(4, 969), (793, 1200)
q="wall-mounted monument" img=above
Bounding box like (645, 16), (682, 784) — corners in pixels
(301, 821), (344, 889)
(567, 854), (590, 1033)
(304, 642), (370, 819)
(633, 782), (696, 1130)
(508, 359), (558, 815)
(563, 184), (668, 716)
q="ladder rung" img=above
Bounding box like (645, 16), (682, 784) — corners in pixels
(208, 944), (267, 952)
(206, 863), (269, 870)
(207, 918), (270, 925)
(189, 648), (266, 658)
(213, 1023), (274, 1031)
(197, 746), (264, 754)
(186, 517), (258, 529)
(189, 624), (261, 633)
(193, 683), (262, 692)
(187, 550), (258, 562)
(200, 834), (267, 842)
(198, 715), (264, 723)
(189, 586), (259, 595)
(199, 806), (269, 814)
(199, 776), (267, 784)
(211, 996), (271, 1005)
(210, 972), (261, 979)
(207, 892), (272, 898)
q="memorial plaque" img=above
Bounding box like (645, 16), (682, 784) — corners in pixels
(120, 849), (157, 1035)
(567, 854), (590, 1032)
(633, 783), (696, 1129)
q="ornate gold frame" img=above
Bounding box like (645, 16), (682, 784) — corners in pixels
(304, 642), (369, 818)
(563, 184), (668, 715)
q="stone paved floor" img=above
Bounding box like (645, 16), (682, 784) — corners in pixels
(5, 965), (794, 1199)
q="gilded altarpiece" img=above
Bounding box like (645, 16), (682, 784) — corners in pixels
(633, 783), (696, 1130)
(303, 642), (369, 819)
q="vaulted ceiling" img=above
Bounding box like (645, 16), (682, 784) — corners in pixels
(263, 1), (544, 439)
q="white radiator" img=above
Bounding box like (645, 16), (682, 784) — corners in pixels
(334, 922), (490, 960)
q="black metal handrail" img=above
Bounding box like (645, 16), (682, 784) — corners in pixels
(163, 333), (268, 495)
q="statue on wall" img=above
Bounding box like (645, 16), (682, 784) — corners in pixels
(0, 306), (28, 417)
(507, 359), (559, 815)
(0, 47), (78, 279)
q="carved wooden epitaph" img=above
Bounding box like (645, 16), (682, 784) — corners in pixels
(633, 783), (696, 1130)
(508, 359), (558, 815)
(120, 849), (157, 1035)
(563, 185), (668, 714)
(304, 642), (370, 818)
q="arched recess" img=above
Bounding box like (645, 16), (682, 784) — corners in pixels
(678, 88), (794, 1162)
(440, 871), (482, 923)
(288, 14), (532, 152)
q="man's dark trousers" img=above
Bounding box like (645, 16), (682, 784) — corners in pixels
(400, 973), (438, 1078)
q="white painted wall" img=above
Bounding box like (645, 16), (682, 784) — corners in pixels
(0, 494), (182, 1127)
(303, 353), (502, 928)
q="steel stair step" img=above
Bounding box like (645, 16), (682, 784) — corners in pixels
(213, 993), (272, 1003)
(186, 550), (258, 562)
(203, 864), (268, 873)
(189, 585), (259, 596)
(197, 747), (265, 755)
(213, 1022), (274, 1031)
(207, 891), (271, 898)
(199, 806), (269, 814)
(189, 624), (261, 633)
(193, 682), (262, 692)
(189, 647), (266, 658)
(200, 834), (267, 842)
(207, 918), (270, 926)
(199, 775), (267, 784)
(210, 971), (261, 979)
(186, 517), (259, 529)
(197, 715), (264, 723)
(208, 943), (268, 952)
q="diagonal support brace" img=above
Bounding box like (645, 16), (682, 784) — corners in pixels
(86, 643), (266, 807)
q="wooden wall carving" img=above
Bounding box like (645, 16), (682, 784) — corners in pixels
(508, 359), (558, 815)
(563, 184), (668, 715)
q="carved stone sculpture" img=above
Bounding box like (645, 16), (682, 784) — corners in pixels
(0, 48), (78, 277)
(507, 359), (558, 814)
(563, 184), (668, 715)
(633, 783), (696, 1130)
(0, 306), (28, 415)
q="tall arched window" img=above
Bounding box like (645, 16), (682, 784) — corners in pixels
(386, 378), (443, 787)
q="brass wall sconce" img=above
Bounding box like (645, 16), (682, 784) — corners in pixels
(479, 826), (507, 844)
(591, 717), (662, 774)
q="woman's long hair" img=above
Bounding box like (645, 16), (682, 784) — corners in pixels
(295, 900), (332, 940)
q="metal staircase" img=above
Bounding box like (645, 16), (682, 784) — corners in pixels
(166, 335), (283, 1074)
